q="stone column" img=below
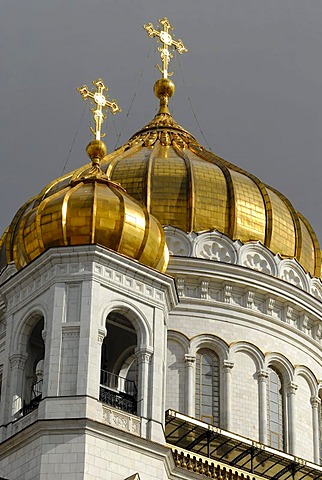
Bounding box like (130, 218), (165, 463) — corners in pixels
(96, 327), (107, 399)
(184, 354), (196, 417)
(287, 382), (298, 455)
(257, 369), (269, 444)
(9, 353), (28, 416)
(310, 395), (321, 464)
(223, 361), (234, 431)
(136, 347), (153, 422)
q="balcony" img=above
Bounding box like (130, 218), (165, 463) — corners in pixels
(166, 410), (322, 480)
(99, 370), (137, 415)
(13, 379), (43, 418)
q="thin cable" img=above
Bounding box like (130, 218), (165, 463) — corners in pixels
(110, 114), (120, 147)
(114, 43), (153, 150)
(177, 55), (213, 152)
(61, 102), (86, 175)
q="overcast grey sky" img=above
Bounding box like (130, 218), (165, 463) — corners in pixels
(1, 0), (322, 243)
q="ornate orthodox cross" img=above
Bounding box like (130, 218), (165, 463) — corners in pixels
(77, 78), (121, 140)
(143, 17), (188, 79)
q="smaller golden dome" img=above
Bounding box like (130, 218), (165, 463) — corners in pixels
(2, 140), (168, 273)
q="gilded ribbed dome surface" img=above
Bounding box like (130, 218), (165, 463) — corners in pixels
(2, 105), (319, 278)
(0, 156), (168, 273)
(1, 65), (321, 279)
(98, 109), (320, 278)
(1, 106), (320, 278)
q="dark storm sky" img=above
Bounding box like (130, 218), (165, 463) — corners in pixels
(1, 0), (322, 242)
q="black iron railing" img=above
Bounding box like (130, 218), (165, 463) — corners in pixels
(99, 370), (137, 415)
(21, 379), (43, 417)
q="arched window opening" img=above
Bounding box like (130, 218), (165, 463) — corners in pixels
(23, 317), (45, 415)
(100, 312), (138, 414)
(267, 367), (284, 451)
(195, 349), (220, 425)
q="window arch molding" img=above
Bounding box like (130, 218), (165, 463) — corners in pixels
(168, 330), (190, 356)
(264, 353), (293, 385)
(229, 341), (264, 372)
(190, 334), (229, 362)
(13, 307), (47, 353)
(101, 301), (152, 350)
(13, 304), (47, 354)
(294, 365), (318, 397)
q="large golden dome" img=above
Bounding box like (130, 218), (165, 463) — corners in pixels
(98, 108), (321, 277)
(0, 139), (168, 273)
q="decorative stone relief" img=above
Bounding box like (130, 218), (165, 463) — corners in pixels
(102, 405), (141, 436)
(223, 283), (233, 304)
(9, 353), (28, 370)
(284, 305), (293, 324)
(200, 280), (209, 299)
(164, 227), (192, 257)
(279, 260), (309, 291)
(98, 327), (107, 344)
(245, 290), (255, 309)
(300, 314), (312, 334)
(310, 278), (322, 301)
(239, 243), (276, 276)
(266, 297), (275, 316)
(165, 227), (322, 294)
(176, 278), (185, 297)
(312, 324), (322, 342)
(194, 232), (237, 264)
(282, 269), (301, 287)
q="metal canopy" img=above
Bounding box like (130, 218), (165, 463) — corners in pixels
(165, 410), (322, 480)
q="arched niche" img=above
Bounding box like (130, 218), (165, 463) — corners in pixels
(99, 311), (139, 415)
(24, 316), (45, 405)
(10, 311), (45, 417)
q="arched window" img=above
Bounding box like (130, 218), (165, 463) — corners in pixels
(100, 312), (138, 414)
(195, 349), (219, 425)
(267, 367), (284, 450)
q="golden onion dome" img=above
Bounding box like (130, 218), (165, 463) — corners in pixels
(0, 139), (168, 273)
(99, 78), (320, 278)
(0, 75), (320, 278)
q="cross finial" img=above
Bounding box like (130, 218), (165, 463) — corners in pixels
(77, 78), (121, 140)
(143, 17), (188, 79)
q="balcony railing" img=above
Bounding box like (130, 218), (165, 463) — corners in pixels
(18, 379), (43, 417)
(99, 370), (137, 415)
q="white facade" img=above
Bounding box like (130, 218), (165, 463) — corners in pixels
(0, 229), (322, 479)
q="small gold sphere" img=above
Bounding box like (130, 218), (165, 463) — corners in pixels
(153, 78), (175, 99)
(86, 140), (107, 161)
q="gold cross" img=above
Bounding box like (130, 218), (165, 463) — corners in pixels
(143, 17), (188, 79)
(77, 78), (121, 140)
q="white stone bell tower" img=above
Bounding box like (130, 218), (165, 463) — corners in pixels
(0, 245), (177, 478)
